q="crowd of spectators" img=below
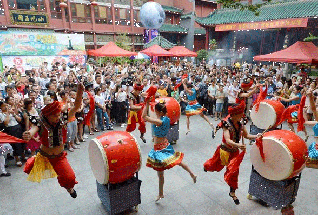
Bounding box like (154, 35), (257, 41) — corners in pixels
(0, 60), (315, 177)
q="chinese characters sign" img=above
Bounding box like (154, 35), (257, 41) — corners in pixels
(0, 29), (85, 56)
(215, 18), (308, 32)
(10, 10), (49, 26)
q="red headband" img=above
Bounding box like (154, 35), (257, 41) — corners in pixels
(41, 101), (62, 117)
(228, 101), (246, 116)
(241, 79), (253, 89)
(133, 84), (144, 91)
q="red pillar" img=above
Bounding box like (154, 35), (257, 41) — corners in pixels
(130, 0), (134, 31)
(67, 0), (73, 29)
(44, 0), (52, 25)
(2, 0), (10, 24)
(111, 0), (116, 32)
(61, 7), (67, 30)
(91, 4), (96, 32)
(205, 27), (209, 50)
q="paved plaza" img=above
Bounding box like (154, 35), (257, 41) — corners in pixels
(1, 115), (318, 215)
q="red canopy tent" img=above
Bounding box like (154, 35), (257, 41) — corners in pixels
(169, 46), (197, 57)
(254, 41), (318, 64)
(140, 45), (172, 57)
(87, 41), (137, 57)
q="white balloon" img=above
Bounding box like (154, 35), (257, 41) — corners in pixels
(140, 2), (166, 30)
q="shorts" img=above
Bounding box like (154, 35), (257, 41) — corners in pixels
(67, 120), (77, 142)
(216, 103), (224, 113)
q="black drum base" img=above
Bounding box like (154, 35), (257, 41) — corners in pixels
(96, 175), (141, 215)
(167, 121), (179, 144)
(248, 167), (301, 210)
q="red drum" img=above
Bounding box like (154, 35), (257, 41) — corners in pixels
(250, 130), (308, 181)
(149, 97), (181, 125)
(88, 131), (142, 184)
(250, 99), (285, 129)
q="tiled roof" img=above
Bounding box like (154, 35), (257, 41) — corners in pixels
(194, 28), (206, 35)
(159, 24), (188, 33)
(181, 12), (196, 19)
(196, 0), (318, 26)
(144, 36), (176, 49)
(161, 5), (183, 14)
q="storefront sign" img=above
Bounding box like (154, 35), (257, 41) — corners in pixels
(215, 18), (308, 32)
(0, 30), (85, 56)
(10, 10), (49, 26)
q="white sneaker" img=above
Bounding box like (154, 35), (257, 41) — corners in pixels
(121, 124), (125, 128)
(83, 134), (88, 139)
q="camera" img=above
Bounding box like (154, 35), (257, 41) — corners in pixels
(314, 92), (318, 97)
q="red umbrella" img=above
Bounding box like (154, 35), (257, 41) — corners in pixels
(169, 46), (197, 57)
(88, 42), (137, 57)
(140, 45), (172, 57)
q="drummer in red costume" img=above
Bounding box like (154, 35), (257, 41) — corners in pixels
(126, 83), (147, 143)
(204, 101), (259, 205)
(22, 82), (84, 198)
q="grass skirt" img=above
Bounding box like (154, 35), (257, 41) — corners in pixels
(24, 152), (57, 183)
(146, 144), (184, 171)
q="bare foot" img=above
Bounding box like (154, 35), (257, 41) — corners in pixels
(155, 195), (164, 202)
(192, 175), (197, 184)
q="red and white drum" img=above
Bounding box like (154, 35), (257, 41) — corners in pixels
(149, 97), (181, 125)
(88, 131), (142, 184)
(250, 99), (285, 129)
(250, 130), (308, 181)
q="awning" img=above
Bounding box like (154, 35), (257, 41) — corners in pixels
(141, 45), (172, 57)
(87, 42), (137, 57)
(253, 41), (318, 64)
(169, 46), (197, 57)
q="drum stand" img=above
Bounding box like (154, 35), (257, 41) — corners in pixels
(247, 167), (301, 213)
(167, 121), (179, 145)
(96, 173), (142, 215)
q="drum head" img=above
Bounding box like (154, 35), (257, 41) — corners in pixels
(88, 139), (109, 184)
(250, 136), (293, 181)
(251, 102), (276, 129)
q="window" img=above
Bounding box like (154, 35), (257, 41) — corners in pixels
(165, 14), (172, 24)
(96, 0), (111, 3)
(95, 6), (112, 24)
(71, 3), (92, 23)
(0, 0), (4, 15)
(133, 10), (141, 27)
(50, 0), (62, 19)
(8, 0), (45, 11)
(115, 8), (130, 26)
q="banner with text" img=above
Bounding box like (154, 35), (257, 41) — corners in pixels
(0, 30), (86, 56)
(215, 18), (308, 32)
(2, 55), (86, 73)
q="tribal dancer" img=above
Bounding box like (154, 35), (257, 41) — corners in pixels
(126, 83), (147, 143)
(23, 82), (84, 198)
(203, 101), (259, 205)
(276, 85), (308, 141)
(142, 97), (197, 202)
(182, 79), (214, 135)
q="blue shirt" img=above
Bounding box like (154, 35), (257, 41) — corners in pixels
(186, 88), (197, 102)
(152, 116), (170, 137)
(291, 92), (301, 105)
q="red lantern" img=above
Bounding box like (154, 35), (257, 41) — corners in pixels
(59, 1), (67, 8)
(90, 1), (98, 6)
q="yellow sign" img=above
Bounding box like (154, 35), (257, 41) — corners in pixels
(10, 10), (49, 26)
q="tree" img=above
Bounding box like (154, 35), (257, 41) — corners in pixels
(303, 33), (318, 42)
(197, 49), (208, 63)
(209, 39), (217, 51)
(217, 0), (272, 16)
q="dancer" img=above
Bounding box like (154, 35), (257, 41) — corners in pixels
(276, 85), (308, 141)
(203, 101), (259, 205)
(126, 83), (146, 143)
(22, 82), (84, 198)
(182, 79), (214, 135)
(142, 97), (197, 202)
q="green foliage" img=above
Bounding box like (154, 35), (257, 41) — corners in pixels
(197, 49), (208, 62)
(209, 39), (217, 51)
(217, 0), (272, 16)
(303, 33), (318, 42)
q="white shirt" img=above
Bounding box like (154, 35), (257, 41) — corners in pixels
(95, 95), (105, 106)
(115, 91), (127, 102)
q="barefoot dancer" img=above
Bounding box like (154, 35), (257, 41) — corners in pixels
(182, 79), (214, 135)
(204, 102), (259, 205)
(142, 98), (197, 202)
(23, 82), (84, 198)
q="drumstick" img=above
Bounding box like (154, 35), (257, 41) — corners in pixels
(259, 126), (272, 137)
